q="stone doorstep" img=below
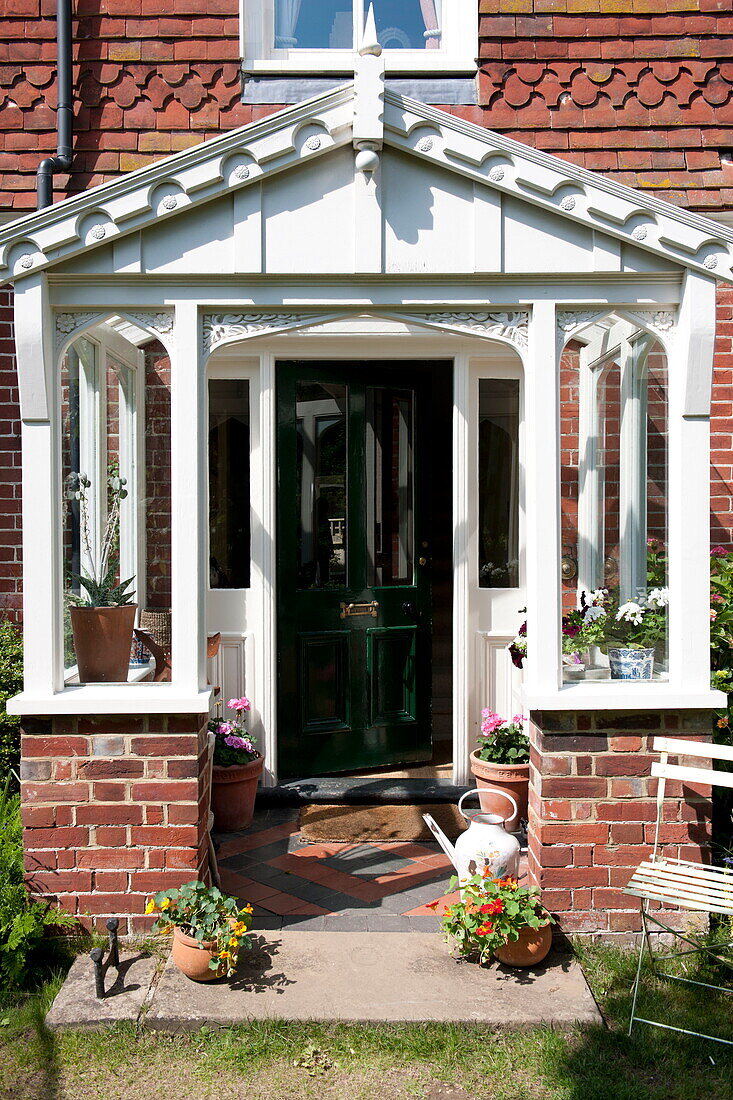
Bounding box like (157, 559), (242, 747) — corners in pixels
(45, 953), (161, 1030)
(46, 933), (602, 1031)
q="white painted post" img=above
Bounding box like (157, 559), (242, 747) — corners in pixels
(452, 353), (471, 784)
(258, 352), (278, 785)
(170, 301), (206, 690)
(15, 275), (63, 693)
(667, 270), (716, 690)
(524, 301), (561, 696)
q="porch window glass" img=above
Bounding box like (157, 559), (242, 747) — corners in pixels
(295, 381), (348, 590)
(366, 386), (414, 586)
(208, 379), (251, 589)
(61, 334), (140, 678)
(562, 322), (669, 684)
(478, 378), (520, 589)
(273, 0), (441, 50)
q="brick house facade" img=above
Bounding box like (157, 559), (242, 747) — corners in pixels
(0, 2), (731, 935)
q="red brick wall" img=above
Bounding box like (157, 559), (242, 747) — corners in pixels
(144, 342), (172, 609)
(20, 713), (211, 933)
(528, 710), (712, 938)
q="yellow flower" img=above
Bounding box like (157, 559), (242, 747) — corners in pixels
(232, 920), (248, 935)
(218, 950), (232, 960)
(160, 897), (171, 911)
(159, 923), (173, 935)
(241, 904), (253, 915)
(145, 898), (156, 915)
(229, 936), (239, 947)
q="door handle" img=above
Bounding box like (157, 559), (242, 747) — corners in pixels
(402, 601), (416, 618)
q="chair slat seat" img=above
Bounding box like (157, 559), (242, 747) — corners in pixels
(625, 858), (733, 915)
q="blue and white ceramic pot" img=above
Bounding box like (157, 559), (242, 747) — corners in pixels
(608, 647), (654, 680)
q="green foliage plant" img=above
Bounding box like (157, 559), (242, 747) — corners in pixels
(0, 777), (75, 987)
(65, 473), (135, 607)
(0, 620), (22, 782)
(476, 711), (529, 765)
(435, 872), (555, 965)
(146, 880), (253, 977)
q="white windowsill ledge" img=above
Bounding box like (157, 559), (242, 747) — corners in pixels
(520, 683), (728, 712)
(7, 685), (213, 717)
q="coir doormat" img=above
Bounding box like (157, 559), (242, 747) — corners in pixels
(298, 802), (467, 843)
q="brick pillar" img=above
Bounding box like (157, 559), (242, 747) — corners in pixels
(20, 713), (210, 934)
(527, 710), (713, 940)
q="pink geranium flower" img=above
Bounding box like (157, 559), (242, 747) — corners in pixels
(227, 696), (250, 712)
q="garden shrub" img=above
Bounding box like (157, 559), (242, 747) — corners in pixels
(0, 619), (22, 785)
(0, 778), (75, 988)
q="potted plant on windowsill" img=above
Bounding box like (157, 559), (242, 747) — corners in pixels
(605, 587), (668, 680)
(210, 697), (264, 832)
(146, 880), (254, 981)
(66, 473), (137, 683)
(470, 711), (529, 833)
(435, 872), (555, 969)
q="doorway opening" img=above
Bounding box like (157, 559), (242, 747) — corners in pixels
(276, 359), (453, 781)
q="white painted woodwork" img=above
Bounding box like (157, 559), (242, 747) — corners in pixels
(522, 301), (562, 698)
(667, 271), (715, 692)
(3, 72), (728, 760)
(171, 301), (207, 690)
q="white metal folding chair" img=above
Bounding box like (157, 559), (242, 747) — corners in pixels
(624, 736), (733, 1045)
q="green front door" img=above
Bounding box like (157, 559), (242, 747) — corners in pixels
(277, 361), (436, 779)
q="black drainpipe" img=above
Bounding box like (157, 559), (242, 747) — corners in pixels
(37, 0), (73, 209)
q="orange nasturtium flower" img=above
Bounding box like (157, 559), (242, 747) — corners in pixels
(145, 898), (156, 915)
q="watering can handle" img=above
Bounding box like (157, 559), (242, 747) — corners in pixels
(458, 788), (518, 823)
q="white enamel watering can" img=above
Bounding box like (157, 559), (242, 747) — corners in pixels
(423, 789), (521, 885)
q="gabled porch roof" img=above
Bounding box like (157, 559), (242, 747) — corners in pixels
(0, 79), (731, 285)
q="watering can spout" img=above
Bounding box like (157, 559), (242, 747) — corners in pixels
(422, 813), (458, 872)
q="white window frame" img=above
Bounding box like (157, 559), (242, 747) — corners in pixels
(241, 0), (478, 74)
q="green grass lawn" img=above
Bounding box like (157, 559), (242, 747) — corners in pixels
(3, 942), (733, 1100)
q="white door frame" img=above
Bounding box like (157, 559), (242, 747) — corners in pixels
(206, 324), (525, 786)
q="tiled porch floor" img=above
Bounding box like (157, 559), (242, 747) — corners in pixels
(215, 807), (527, 932)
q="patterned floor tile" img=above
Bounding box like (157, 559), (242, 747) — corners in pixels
(215, 808), (524, 932)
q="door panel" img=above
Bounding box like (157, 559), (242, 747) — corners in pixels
(368, 627), (417, 725)
(298, 631), (351, 735)
(277, 361), (436, 778)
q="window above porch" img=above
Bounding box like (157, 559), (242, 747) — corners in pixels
(241, 0), (477, 74)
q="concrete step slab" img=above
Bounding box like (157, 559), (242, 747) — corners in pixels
(45, 952), (159, 1029)
(145, 932), (602, 1030)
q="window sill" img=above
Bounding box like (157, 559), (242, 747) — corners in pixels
(7, 685), (212, 717)
(520, 683), (727, 712)
(64, 660), (156, 686)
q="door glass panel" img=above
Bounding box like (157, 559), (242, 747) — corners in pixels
(366, 387), (414, 586)
(209, 379), (251, 589)
(478, 378), (520, 588)
(276, 1), (352, 48)
(296, 382), (347, 589)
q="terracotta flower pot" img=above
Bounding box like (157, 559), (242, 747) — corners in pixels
(171, 926), (223, 982)
(211, 754), (264, 832)
(469, 750), (529, 833)
(494, 922), (553, 968)
(70, 604), (137, 683)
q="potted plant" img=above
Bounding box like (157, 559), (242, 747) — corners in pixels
(66, 473), (137, 682)
(470, 711), (529, 832)
(606, 587), (668, 679)
(561, 589), (610, 679)
(146, 880), (253, 981)
(435, 872), (555, 969)
(210, 697), (264, 832)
